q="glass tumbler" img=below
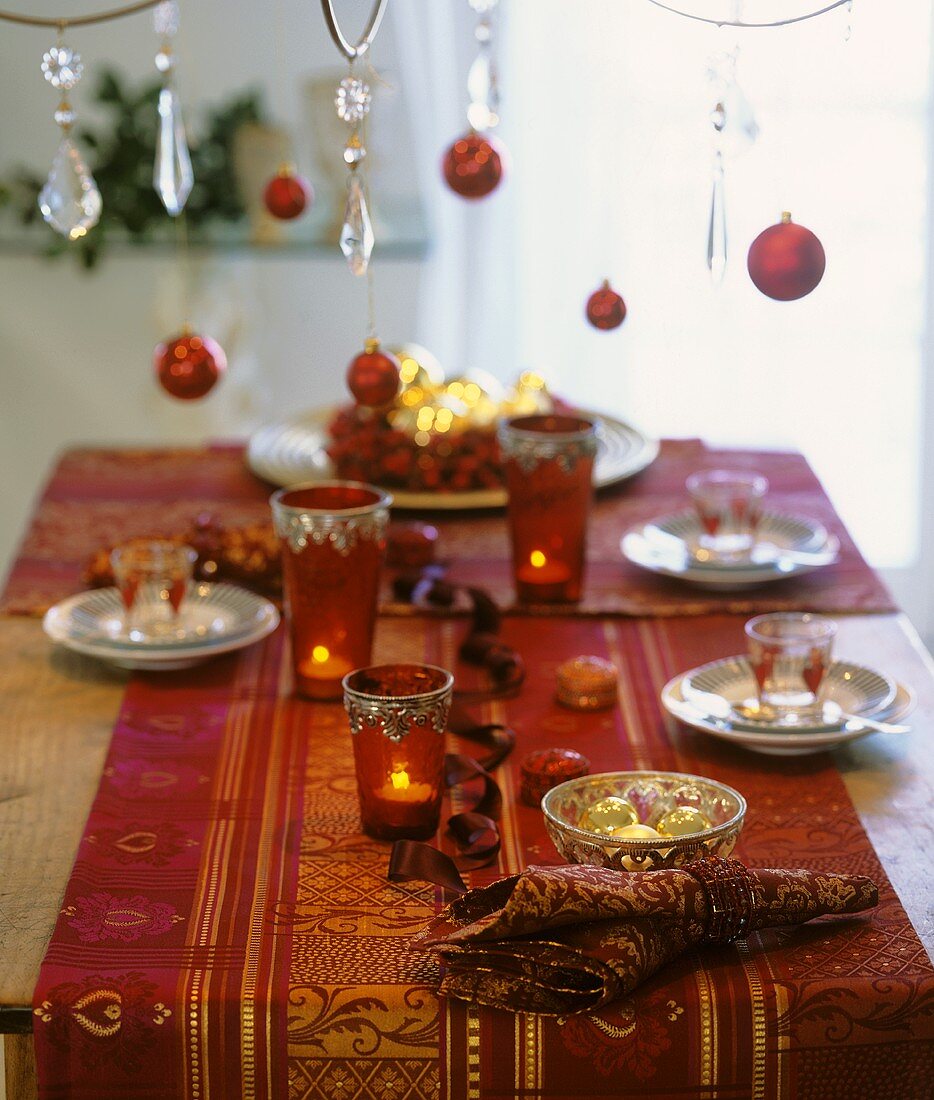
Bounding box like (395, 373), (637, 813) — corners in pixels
(271, 481), (392, 700)
(343, 663), (454, 841)
(498, 414), (598, 604)
(686, 470), (768, 559)
(745, 612), (837, 722)
(110, 539), (197, 640)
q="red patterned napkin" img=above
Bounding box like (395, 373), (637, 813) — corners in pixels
(413, 858), (878, 1014)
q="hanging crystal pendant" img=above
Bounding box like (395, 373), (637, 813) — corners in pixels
(340, 174), (374, 276)
(39, 135), (102, 239)
(467, 48), (499, 131)
(154, 86), (193, 216)
(707, 150), (727, 285)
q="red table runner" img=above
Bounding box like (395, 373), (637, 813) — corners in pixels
(1, 441), (894, 618)
(32, 614), (934, 1099)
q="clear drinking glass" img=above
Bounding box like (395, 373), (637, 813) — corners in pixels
(686, 470), (768, 559)
(109, 539), (197, 640)
(745, 612), (837, 722)
(498, 414), (598, 604)
(270, 481), (392, 701)
(343, 663), (454, 841)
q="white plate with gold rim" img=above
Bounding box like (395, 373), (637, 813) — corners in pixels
(43, 583), (279, 670)
(247, 406), (658, 509)
(622, 510), (838, 590)
(661, 674), (914, 756)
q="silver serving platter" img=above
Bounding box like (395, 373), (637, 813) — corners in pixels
(247, 406), (659, 510)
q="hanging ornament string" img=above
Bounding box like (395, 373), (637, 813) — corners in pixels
(322, 0), (401, 405)
(643, 0), (850, 29)
(264, 0), (313, 221)
(442, 0), (506, 201)
(320, 0), (389, 62)
(0, 0), (161, 28)
(38, 24), (103, 240)
(151, 2), (226, 400)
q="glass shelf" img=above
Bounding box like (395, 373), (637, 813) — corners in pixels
(0, 206), (431, 261)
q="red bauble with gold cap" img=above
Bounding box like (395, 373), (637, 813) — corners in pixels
(347, 338), (401, 407)
(747, 212), (826, 301)
(585, 280), (627, 330)
(442, 131), (505, 199)
(263, 166), (313, 220)
(154, 332), (226, 400)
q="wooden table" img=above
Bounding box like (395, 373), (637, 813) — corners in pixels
(2, 612), (933, 1100)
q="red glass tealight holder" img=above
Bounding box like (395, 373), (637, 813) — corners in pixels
(271, 481), (392, 700)
(497, 414), (598, 604)
(343, 663), (454, 841)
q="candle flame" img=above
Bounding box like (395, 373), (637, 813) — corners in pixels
(390, 769), (410, 791)
(530, 550), (547, 568)
(312, 645), (330, 663)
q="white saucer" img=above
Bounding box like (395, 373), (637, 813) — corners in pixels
(661, 673), (915, 756)
(43, 583), (280, 670)
(682, 656), (897, 733)
(622, 511), (838, 590)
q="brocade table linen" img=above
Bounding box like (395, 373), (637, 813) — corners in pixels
(30, 614), (934, 1099)
(1, 440), (894, 618)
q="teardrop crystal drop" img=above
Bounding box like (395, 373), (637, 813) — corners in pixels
(467, 48), (500, 131)
(38, 136), (102, 240)
(339, 175), (374, 276)
(707, 151), (727, 284)
(154, 86), (194, 216)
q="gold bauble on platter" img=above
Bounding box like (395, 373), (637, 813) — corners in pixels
(608, 822), (662, 841)
(655, 806), (712, 837)
(579, 796), (639, 835)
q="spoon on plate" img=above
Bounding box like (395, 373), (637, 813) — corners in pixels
(730, 700), (909, 735)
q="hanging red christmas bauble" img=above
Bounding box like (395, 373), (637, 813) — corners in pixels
(154, 332), (226, 400)
(585, 280), (627, 330)
(442, 131), (505, 199)
(263, 166), (313, 220)
(347, 338), (401, 407)
(747, 212), (826, 301)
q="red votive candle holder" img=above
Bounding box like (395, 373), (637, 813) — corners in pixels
(343, 663), (454, 841)
(271, 480), (392, 700)
(497, 414), (598, 604)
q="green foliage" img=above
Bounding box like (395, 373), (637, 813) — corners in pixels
(1, 67), (266, 269)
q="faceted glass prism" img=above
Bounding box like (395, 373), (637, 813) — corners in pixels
(153, 85), (194, 216)
(38, 136), (102, 239)
(340, 175), (374, 276)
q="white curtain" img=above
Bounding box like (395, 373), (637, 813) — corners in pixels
(498, 0), (930, 581)
(391, 0), (520, 381)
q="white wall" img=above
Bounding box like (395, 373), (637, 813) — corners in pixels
(0, 0), (430, 572)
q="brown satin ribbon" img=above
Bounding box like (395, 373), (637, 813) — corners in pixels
(388, 708), (516, 895)
(391, 573), (526, 700)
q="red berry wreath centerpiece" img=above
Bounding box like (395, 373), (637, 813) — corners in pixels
(326, 347), (559, 495)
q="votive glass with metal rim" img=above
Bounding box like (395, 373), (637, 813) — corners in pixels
(271, 480), (392, 700)
(343, 663), (454, 840)
(498, 413), (598, 604)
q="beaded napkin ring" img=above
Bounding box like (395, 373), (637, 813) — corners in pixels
(684, 855), (756, 943)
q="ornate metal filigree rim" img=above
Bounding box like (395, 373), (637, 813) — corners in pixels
(498, 415), (599, 475)
(270, 479), (392, 557)
(342, 663), (454, 743)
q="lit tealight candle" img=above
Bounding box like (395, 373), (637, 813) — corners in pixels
(378, 768), (434, 803)
(301, 645), (354, 679)
(516, 550), (572, 602)
(297, 645), (355, 699)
